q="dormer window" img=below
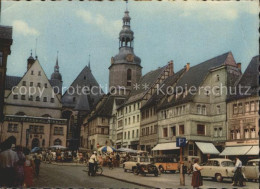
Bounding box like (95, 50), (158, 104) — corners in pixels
(22, 81), (26, 86)
(13, 95), (18, 99)
(30, 82), (33, 87)
(38, 71), (41, 76)
(31, 70), (34, 75)
(45, 83), (48, 88)
(127, 69), (132, 86)
(29, 95), (33, 101)
(21, 95), (26, 100)
(43, 97), (47, 102)
(36, 96), (40, 101)
(37, 83), (41, 87)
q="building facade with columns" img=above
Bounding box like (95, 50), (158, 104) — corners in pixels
(2, 54), (67, 149)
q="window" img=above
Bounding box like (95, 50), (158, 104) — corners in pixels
(127, 69), (132, 86)
(138, 103), (140, 109)
(202, 105), (206, 115)
(142, 128), (145, 136)
(31, 70), (34, 75)
(37, 83), (41, 87)
(132, 130), (134, 138)
(50, 98), (54, 103)
(197, 105), (201, 114)
(179, 125), (184, 135)
(214, 128), (218, 137)
(134, 104), (136, 111)
(133, 116), (135, 123)
(146, 127), (149, 135)
(30, 82), (33, 87)
(128, 131), (130, 139)
(124, 132), (126, 139)
(217, 105), (221, 114)
(43, 97), (47, 102)
(22, 81), (26, 86)
(216, 74), (220, 81)
(250, 128), (256, 138)
(230, 130), (235, 139)
(101, 128), (105, 134)
(128, 117), (130, 125)
(38, 71), (41, 76)
(125, 118), (127, 125)
(21, 95), (26, 100)
(8, 123), (18, 133)
(171, 126), (176, 136)
(54, 139), (62, 145)
(137, 115), (139, 122)
(197, 124), (205, 135)
(0, 52), (3, 66)
(163, 128), (168, 137)
(44, 83), (48, 88)
(238, 103), (243, 114)
(13, 95), (18, 100)
(219, 127), (223, 137)
(129, 106), (131, 112)
(154, 125), (158, 134)
(250, 101), (255, 112)
(136, 129), (139, 137)
(125, 107), (127, 114)
(244, 129), (249, 139)
(236, 130), (241, 139)
(29, 95), (33, 101)
(233, 104), (238, 114)
(36, 96), (40, 101)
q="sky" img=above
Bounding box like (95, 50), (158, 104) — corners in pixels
(1, 1), (259, 93)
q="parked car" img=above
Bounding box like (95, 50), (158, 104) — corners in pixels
(154, 156), (179, 173)
(242, 159), (259, 182)
(123, 156), (151, 172)
(200, 158), (235, 182)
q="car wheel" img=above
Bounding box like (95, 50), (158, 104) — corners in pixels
(159, 166), (164, 173)
(124, 168), (127, 172)
(215, 173), (223, 182)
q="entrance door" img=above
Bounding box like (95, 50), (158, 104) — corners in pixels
(31, 138), (40, 149)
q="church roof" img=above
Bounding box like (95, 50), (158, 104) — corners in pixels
(62, 65), (103, 111)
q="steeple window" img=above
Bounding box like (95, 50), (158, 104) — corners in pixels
(127, 69), (132, 86)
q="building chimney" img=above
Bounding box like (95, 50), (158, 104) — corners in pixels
(237, 62), (241, 70)
(168, 60), (174, 76)
(186, 63), (190, 72)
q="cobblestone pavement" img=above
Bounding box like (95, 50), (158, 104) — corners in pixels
(34, 163), (141, 188)
(35, 163), (259, 189)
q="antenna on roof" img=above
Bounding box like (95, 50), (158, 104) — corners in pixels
(88, 54), (91, 71)
(35, 38), (38, 59)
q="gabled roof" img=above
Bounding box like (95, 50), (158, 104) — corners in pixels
(62, 65), (103, 110)
(228, 55), (259, 101)
(126, 66), (167, 104)
(158, 52), (236, 109)
(141, 68), (186, 110)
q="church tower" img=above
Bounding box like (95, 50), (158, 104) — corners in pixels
(50, 52), (63, 96)
(109, 7), (142, 95)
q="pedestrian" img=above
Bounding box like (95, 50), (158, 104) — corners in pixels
(191, 158), (203, 189)
(24, 154), (35, 187)
(116, 153), (120, 167)
(15, 145), (26, 187)
(34, 154), (41, 177)
(88, 151), (97, 176)
(232, 156), (245, 186)
(0, 137), (19, 187)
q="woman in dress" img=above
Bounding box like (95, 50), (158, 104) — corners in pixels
(24, 154), (35, 187)
(191, 158), (203, 189)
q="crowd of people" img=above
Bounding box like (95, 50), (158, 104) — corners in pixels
(0, 136), (41, 188)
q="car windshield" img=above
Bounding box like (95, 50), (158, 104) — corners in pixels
(221, 161), (235, 167)
(140, 157), (149, 162)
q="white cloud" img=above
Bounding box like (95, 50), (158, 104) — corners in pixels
(76, 9), (121, 37)
(13, 20), (40, 36)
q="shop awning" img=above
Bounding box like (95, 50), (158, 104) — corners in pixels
(245, 146), (259, 155)
(219, 146), (252, 156)
(152, 142), (180, 151)
(195, 142), (220, 155)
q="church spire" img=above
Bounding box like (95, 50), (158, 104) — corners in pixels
(55, 51), (59, 73)
(51, 51), (62, 81)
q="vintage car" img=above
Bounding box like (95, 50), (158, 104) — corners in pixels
(200, 158), (235, 182)
(242, 159), (259, 182)
(154, 157), (179, 173)
(123, 156), (152, 172)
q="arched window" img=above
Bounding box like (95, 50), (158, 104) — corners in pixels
(127, 69), (132, 86)
(54, 138), (62, 145)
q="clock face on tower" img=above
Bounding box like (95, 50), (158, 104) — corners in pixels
(126, 54), (134, 62)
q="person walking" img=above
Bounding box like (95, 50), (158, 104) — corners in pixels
(88, 151), (97, 176)
(191, 158), (203, 189)
(24, 153), (35, 188)
(0, 137), (19, 187)
(232, 157), (245, 186)
(15, 146), (26, 187)
(34, 154), (41, 177)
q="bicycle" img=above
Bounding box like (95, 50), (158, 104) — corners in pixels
(86, 162), (103, 176)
